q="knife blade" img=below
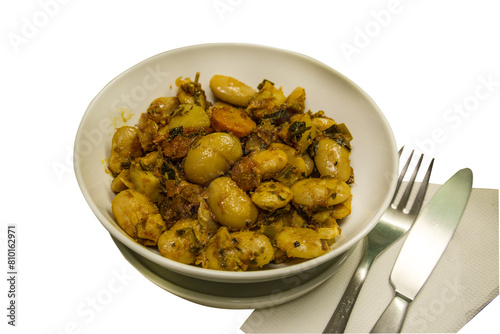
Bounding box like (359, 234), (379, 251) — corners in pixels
(371, 168), (473, 333)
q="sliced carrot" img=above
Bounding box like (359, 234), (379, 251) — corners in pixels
(210, 103), (256, 138)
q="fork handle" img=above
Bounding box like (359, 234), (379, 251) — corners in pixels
(323, 244), (375, 333)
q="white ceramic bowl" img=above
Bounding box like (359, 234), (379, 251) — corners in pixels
(75, 43), (398, 286)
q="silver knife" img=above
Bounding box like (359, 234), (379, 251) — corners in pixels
(371, 168), (473, 333)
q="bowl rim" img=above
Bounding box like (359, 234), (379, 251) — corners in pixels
(74, 42), (398, 282)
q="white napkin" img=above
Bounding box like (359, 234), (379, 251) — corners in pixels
(241, 184), (499, 333)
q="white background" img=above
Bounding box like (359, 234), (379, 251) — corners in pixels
(1, 0), (499, 333)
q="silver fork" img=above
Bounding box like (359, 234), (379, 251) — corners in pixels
(323, 147), (434, 333)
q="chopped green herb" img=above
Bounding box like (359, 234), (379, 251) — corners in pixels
(277, 165), (296, 179)
(169, 126), (184, 139)
(262, 107), (290, 124)
(120, 161), (131, 169)
(161, 162), (176, 180)
(289, 121), (311, 141)
(334, 137), (352, 152)
(323, 123), (352, 140)
(193, 90), (207, 107)
(323, 123), (353, 151)
(308, 141), (319, 157)
(171, 104), (192, 117)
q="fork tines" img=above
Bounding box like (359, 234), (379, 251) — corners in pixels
(391, 147), (434, 214)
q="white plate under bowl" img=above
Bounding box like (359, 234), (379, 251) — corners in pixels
(75, 43), (398, 284)
(112, 235), (357, 309)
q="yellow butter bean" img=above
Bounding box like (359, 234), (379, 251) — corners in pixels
(252, 148), (288, 179)
(209, 75), (257, 107)
(206, 177), (259, 230)
(314, 138), (352, 182)
(291, 178), (351, 210)
(184, 133), (243, 185)
(275, 227), (329, 258)
(200, 227), (274, 270)
(251, 181), (293, 211)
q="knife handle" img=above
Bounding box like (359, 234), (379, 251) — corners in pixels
(370, 294), (410, 333)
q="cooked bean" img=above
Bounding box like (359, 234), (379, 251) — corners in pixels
(206, 177), (258, 230)
(108, 126), (143, 175)
(275, 227), (329, 258)
(157, 219), (207, 264)
(330, 194), (352, 219)
(285, 87), (306, 113)
(314, 138), (352, 182)
(311, 116), (336, 131)
(184, 133), (243, 185)
(111, 189), (166, 246)
(291, 178), (351, 210)
(146, 97), (180, 125)
(111, 169), (133, 193)
(251, 148), (289, 179)
(200, 227), (273, 270)
(209, 75), (256, 107)
(302, 152), (315, 176)
(251, 181), (293, 211)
